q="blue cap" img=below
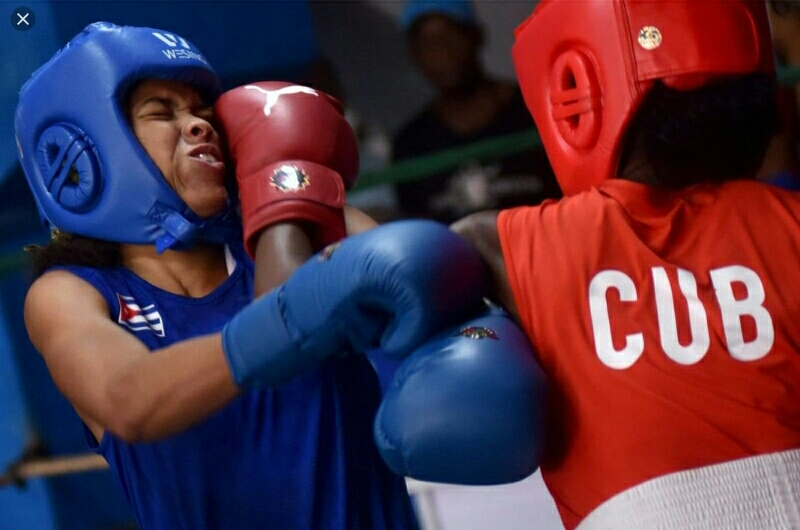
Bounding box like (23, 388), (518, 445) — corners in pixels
(400, 0), (478, 31)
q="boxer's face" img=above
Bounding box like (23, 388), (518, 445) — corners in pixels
(128, 79), (229, 218)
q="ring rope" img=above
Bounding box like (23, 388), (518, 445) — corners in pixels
(0, 452), (445, 499)
(0, 452), (109, 488)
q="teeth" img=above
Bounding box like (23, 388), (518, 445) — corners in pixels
(197, 153), (218, 163)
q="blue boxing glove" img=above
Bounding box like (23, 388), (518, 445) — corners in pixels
(221, 220), (487, 388)
(373, 306), (547, 485)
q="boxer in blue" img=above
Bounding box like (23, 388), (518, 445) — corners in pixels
(17, 21), (544, 530)
(16, 22), (423, 530)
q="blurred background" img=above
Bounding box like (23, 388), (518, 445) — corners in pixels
(0, 1), (565, 529)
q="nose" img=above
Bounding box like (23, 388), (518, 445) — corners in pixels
(183, 115), (215, 141)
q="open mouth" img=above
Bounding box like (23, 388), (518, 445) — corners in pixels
(189, 145), (225, 168)
(195, 152), (219, 164)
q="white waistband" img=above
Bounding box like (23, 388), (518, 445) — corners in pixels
(577, 448), (800, 530)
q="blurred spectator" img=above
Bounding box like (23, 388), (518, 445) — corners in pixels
(392, 0), (561, 224)
(769, 0), (800, 110)
(759, 0), (800, 189)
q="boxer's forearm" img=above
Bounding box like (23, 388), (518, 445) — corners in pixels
(450, 211), (520, 320)
(103, 334), (239, 442)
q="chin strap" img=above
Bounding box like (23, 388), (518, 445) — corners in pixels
(155, 206), (242, 254)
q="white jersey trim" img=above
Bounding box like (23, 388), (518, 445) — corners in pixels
(224, 244), (237, 276)
(577, 448), (800, 530)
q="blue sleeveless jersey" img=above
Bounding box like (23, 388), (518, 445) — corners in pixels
(58, 245), (418, 530)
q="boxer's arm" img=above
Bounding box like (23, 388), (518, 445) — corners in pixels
(344, 203), (379, 235)
(222, 220), (487, 388)
(252, 205), (378, 297)
(450, 210), (519, 320)
(253, 222), (312, 298)
(24, 270), (239, 444)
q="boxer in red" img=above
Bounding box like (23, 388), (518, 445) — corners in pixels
(451, 1), (800, 528)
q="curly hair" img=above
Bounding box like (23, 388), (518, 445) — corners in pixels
(26, 230), (121, 279)
(618, 73), (779, 189)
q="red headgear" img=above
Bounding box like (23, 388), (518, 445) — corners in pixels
(512, 0), (776, 196)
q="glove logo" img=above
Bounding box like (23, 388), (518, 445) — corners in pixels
(637, 26), (663, 50)
(318, 242), (341, 262)
(244, 84), (319, 116)
(457, 326), (499, 340)
(151, 32), (207, 62)
(270, 165), (310, 192)
(151, 32), (191, 49)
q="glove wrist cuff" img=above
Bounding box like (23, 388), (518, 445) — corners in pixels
(238, 161), (347, 257)
(221, 287), (313, 388)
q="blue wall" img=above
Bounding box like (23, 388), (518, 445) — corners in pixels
(1, 1), (61, 187)
(0, 165), (136, 528)
(0, 289), (58, 530)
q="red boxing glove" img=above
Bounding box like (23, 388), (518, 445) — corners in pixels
(214, 81), (359, 257)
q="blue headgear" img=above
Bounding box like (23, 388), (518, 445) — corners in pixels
(15, 22), (241, 252)
(400, 0), (478, 31)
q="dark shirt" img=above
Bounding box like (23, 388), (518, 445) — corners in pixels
(392, 88), (562, 223)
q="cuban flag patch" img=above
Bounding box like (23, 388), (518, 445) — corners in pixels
(116, 293), (165, 337)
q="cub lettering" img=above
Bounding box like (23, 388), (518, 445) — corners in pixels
(589, 265), (774, 369)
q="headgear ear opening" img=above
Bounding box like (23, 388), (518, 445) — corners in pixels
(37, 123), (102, 213)
(549, 50), (602, 151)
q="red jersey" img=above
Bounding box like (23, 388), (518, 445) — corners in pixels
(497, 179), (800, 529)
